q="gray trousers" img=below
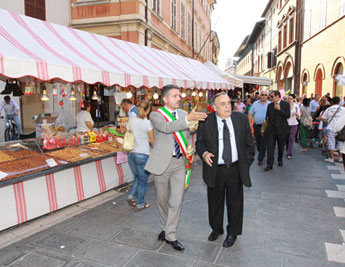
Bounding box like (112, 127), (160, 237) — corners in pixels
(154, 157), (185, 241)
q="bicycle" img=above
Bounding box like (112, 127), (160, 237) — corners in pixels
(1, 115), (19, 141)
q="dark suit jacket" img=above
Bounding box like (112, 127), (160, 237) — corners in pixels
(195, 112), (255, 188)
(266, 100), (291, 135)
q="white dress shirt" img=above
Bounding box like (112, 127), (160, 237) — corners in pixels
(216, 115), (238, 164)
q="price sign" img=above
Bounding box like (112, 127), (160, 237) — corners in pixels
(46, 158), (57, 167)
(79, 153), (89, 158)
(0, 171), (8, 179)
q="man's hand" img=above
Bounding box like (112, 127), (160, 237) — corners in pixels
(189, 155), (195, 164)
(203, 152), (214, 167)
(187, 106), (207, 122)
(14, 111), (19, 116)
(274, 103), (281, 111)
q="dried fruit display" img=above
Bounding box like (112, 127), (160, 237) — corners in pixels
(4, 149), (40, 159)
(0, 151), (15, 163)
(88, 141), (122, 153)
(47, 147), (92, 162)
(0, 155), (65, 181)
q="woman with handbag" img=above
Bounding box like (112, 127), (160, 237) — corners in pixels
(335, 114), (345, 170)
(286, 94), (301, 159)
(126, 100), (154, 210)
(299, 98), (312, 152)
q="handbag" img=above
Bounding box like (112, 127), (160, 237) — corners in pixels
(336, 126), (345, 142)
(260, 120), (268, 136)
(122, 118), (135, 152)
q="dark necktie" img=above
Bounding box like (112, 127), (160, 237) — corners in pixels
(222, 119), (232, 166)
(172, 111), (181, 159)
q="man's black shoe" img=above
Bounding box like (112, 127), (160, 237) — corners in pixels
(223, 235), (237, 248)
(158, 231), (165, 241)
(208, 230), (221, 241)
(165, 240), (185, 251)
(278, 161), (283, 167)
(258, 161), (263, 166)
(264, 166), (273, 171)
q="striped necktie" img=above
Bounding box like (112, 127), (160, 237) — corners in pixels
(172, 111), (181, 159)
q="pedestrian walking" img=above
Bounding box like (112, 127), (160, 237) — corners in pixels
(335, 113), (345, 170)
(127, 100), (154, 210)
(145, 84), (207, 251)
(248, 89), (270, 165)
(286, 94), (300, 159)
(196, 92), (255, 248)
(264, 90), (290, 171)
(121, 99), (138, 119)
(234, 97), (245, 113)
(299, 98), (313, 152)
(321, 96), (345, 163)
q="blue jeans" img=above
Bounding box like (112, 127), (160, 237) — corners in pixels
(128, 152), (150, 208)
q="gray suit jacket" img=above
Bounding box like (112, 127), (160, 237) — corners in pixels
(145, 108), (192, 175)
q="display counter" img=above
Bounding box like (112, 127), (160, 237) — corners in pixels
(0, 138), (133, 231)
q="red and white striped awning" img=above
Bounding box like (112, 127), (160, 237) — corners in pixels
(0, 8), (231, 90)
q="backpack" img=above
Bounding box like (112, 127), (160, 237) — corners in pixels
(301, 107), (313, 127)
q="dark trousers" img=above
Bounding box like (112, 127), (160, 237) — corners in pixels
(253, 124), (267, 162)
(267, 128), (287, 166)
(207, 163), (243, 236)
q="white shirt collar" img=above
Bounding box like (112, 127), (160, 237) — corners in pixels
(165, 106), (177, 113)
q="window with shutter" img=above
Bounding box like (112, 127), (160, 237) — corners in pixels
(289, 17), (294, 43)
(181, 3), (185, 40)
(339, 0), (345, 17)
(188, 12), (192, 45)
(320, 0), (327, 29)
(283, 24), (287, 48)
(153, 0), (160, 15)
(171, 0), (177, 31)
(25, 0), (46, 21)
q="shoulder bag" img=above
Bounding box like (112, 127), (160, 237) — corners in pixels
(260, 120), (268, 136)
(123, 118), (135, 152)
(336, 126), (345, 142)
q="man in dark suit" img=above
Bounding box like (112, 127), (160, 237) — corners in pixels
(196, 92), (255, 248)
(264, 90), (291, 171)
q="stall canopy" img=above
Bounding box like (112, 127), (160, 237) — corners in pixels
(204, 61), (243, 88)
(0, 8), (231, 90)
(233, 74), (273, 86)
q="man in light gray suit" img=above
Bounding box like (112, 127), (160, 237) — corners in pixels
(145, 84), (207, 251)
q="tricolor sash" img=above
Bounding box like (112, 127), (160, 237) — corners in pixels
(156, 107), (188, 157)
(157, 107), (192, 190)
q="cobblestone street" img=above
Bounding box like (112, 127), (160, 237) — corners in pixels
(1, 144), (345, 267)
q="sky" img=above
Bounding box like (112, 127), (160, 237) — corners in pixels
(211, 0), (269, 69)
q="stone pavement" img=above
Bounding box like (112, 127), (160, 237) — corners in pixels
(1, 144), (345, 267)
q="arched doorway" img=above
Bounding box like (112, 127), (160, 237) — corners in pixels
(277, 66), (284, 90)
(315, 69), (323, 96)
(284, 62), (293, 92)
(334, 63), (344, 98)
(302, 73), (308, 96)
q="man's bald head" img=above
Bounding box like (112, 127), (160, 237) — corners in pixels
(213, 93), (231, 119)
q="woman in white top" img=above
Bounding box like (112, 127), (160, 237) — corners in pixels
(127, 100), (154, 210)
(234, 97), (246, 113)
(335, 114), (345, 170)
(286, 94), (301, 159)
(76, 102), (94, 132)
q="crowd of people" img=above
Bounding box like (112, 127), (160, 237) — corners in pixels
(119, 86), (345, 253)
(235, 91), (345, 171)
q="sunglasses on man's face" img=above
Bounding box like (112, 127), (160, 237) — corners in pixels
(261, 94), (267, 96)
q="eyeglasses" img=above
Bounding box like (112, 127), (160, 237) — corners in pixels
(270, 96), (274, 98)
(261, 94), (268, 96)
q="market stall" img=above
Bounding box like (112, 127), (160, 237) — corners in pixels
(0, 8), (232, 231)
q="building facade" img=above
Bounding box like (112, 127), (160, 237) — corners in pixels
(300, 0), (345, 98)
(70, 0), (218, 63)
